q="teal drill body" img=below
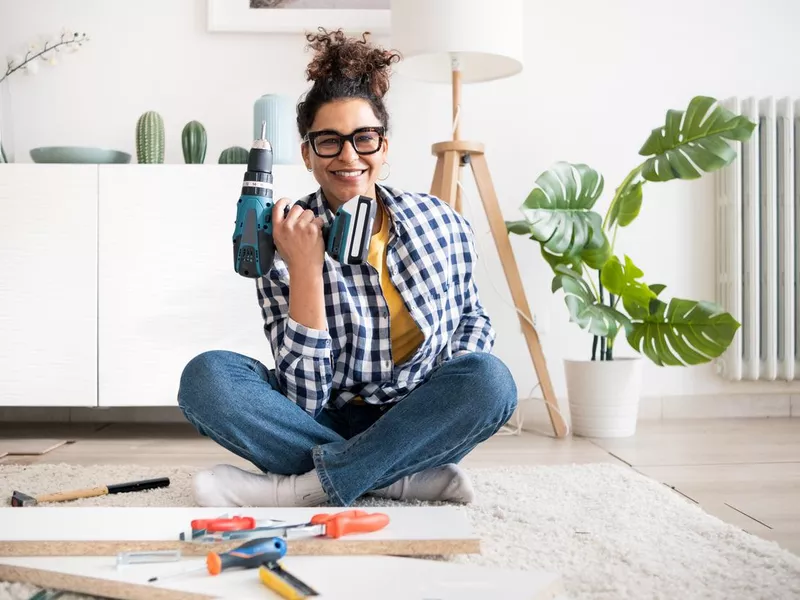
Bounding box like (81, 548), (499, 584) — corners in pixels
(233, 123), (378, 278)
(232, 123), (276, 278)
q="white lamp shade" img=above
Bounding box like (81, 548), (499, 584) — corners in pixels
(389, 0), (524, 84)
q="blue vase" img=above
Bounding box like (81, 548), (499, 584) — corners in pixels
(254, 94), (295, 165)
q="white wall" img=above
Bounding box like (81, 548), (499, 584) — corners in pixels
(2, 0), (800, 406)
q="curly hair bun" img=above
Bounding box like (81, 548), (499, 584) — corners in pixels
(304, 28), (401, 99)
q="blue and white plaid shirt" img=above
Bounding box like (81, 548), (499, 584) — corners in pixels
(255, 183), (495, 417)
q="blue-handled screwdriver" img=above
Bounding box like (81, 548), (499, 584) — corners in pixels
(147, 537), (286, 583)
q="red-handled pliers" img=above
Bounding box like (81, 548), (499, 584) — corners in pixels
(198, 509), (390, 541)
(188, 515), (284, 539)
(303, 509), (390, 539)
(191, 516), (257, 532)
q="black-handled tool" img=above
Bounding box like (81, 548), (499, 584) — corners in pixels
(11, 477), (170, 507)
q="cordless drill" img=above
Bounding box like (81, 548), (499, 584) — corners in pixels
(232, 122), (378, 278)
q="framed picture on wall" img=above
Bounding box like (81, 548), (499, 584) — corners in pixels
(207, 0), (390, 34)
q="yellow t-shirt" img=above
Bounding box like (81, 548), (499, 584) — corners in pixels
(368, 203), (424, 365)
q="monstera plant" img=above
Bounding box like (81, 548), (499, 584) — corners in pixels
(506, 96), (756, 368)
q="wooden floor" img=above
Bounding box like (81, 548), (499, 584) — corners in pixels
(1, 418), (798, 556)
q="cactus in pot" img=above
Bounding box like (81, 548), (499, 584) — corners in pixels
(135, 111), (165, 164)
(182, 120), (207, 164)
(219, 146), (248, 164)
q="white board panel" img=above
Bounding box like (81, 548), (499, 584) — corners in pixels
(0, 506), (477, 553)
(0, 555), (563, 600)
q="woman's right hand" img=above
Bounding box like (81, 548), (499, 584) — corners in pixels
(272, 197), (325, 274)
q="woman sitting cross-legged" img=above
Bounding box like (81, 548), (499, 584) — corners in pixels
(177, 28), (518, 508)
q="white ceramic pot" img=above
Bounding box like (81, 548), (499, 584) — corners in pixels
(564, 357), (642, 438)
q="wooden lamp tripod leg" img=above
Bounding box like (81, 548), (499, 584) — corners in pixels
(431, 149), (461, 210)
(431, 144), (569, 438)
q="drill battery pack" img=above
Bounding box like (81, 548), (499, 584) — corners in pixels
(325, 195), (377, 265)
(233, 193), (377, 279)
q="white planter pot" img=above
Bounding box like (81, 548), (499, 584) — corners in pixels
(564, 357), (642, 438)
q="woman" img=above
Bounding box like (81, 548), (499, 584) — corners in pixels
(178, 29), (517, 508)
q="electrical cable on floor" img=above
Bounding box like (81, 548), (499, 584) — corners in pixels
(455, 179), (571, 438)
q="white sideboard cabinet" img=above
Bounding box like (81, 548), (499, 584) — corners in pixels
(0, 164), (318, 407)
(0, 165), (98, 406)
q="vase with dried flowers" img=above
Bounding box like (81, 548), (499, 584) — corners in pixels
(0, 29), (89, 163)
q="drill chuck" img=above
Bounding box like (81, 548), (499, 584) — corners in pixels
(243, 136), (273, 196)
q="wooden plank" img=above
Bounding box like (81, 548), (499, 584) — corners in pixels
(0, 555), (564, 600)
(0, 562), (209, 600)
(0, 506), (480, 557)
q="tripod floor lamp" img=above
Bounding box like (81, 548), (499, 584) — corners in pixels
(390, 0), (568, 438)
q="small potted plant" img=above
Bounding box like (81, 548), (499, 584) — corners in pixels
(506, 95), (756, 438)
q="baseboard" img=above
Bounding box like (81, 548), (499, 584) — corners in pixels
(513, 393), (799, 435)
(0, 406), (189, 423)
(0, 393), (798, 423)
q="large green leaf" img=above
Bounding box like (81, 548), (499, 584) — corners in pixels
(515, 162), (610, 263)
(626, 297), (740, 366)
(600, 255), (656, 311)
(552, 265), (631, 338)
(541, 246), (583, 274)
(623, 282), (666, 320)
(607, 180), (643, 228)
(508, 219), (610, 271)
(580, 232), (611, 270)
(639, 96), (756, 182)
(506, 220), (532, 236)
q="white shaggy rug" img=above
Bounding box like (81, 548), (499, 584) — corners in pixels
(1, 462), (799, 600)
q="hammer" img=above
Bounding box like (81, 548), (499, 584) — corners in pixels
(11, 477), (170, 507)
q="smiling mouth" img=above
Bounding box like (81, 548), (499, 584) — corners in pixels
(330, 169), (367, 179)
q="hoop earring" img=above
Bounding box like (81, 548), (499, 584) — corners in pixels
(378, 162), (390, 181)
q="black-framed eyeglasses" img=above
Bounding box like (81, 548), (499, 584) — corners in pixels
(303, 126), (385, 158)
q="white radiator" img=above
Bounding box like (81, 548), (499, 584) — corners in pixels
(715, 97), (799, 381)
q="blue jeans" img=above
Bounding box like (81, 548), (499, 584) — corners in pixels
(177, 350), (517, 505)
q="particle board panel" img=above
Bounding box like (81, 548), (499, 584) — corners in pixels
(0, 506), (480, 557)
(0, 562), (207, 600)
(0, 555), (564, 600)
